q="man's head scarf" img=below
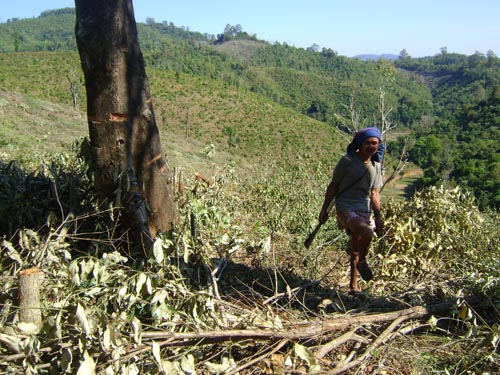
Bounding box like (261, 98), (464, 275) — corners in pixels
(346, 127), (384, 162)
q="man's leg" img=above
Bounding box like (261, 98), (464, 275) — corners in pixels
(348, 235), (359, 292)
(347, 218), (374, 292)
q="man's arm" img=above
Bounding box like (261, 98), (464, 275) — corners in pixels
(318, 180), (337, 224)
(371, 188), (381, 215)
(371, 188), (384, 235)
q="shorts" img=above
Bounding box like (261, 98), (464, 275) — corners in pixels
(336, 210), (373, 233)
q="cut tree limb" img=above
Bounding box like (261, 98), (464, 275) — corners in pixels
(141, 299), (463, 342)
(325, 315), (409, 374)
(316, 329), (370, 360)
(18, 267), (43, 332)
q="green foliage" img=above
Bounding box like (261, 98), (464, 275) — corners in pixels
(395, 50), (500, 208)
(408, 96), (500, 208)
(379, 185), (500, 297)
(452, 98), (500, 208)
(396, 51), (500, 114)
(245, 43), (431, 126)
(0, 10), (76, 52)
(214, 24), (258, 44)
(0, 52), (83, 107)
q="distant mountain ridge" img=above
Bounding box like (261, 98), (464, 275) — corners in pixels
(0, 7), (431, 133)
(2, 8), (404, 61)
(353, 53), (399, 61)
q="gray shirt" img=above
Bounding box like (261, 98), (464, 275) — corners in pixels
(332, 154), (383, 213)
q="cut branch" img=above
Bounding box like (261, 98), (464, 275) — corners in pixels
(18, 267), (43, 332)
(316, 329), (369, 360)
(326, 315), (408, 374)
(140, 299), (461, 342)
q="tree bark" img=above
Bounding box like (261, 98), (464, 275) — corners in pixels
(74, 0), (177, 256)
(18, 267), (42, 332)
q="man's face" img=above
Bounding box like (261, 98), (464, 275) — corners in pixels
(360, 137), (380, 157)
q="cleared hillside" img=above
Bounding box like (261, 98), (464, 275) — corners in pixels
(212, 39), (267, 62)
(0, 90), (86, 160)
(0, 52), (344, 182)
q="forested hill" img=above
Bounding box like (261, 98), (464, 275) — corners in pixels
(1, 8), (500, 208)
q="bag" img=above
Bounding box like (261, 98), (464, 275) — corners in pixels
(373, 142), (385, 163)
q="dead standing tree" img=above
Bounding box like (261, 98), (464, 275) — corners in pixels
(74, 0), (177, 258)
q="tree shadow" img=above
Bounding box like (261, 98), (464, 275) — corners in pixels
(0, 142), (95, 240)
(0, 159), (55, 239)
(178, 250), (392, 315)
(403, 176), (424, 199)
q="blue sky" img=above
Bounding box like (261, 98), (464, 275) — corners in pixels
(2, 0), (499, 58)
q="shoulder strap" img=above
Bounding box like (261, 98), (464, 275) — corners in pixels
(335, 166), (369, 199)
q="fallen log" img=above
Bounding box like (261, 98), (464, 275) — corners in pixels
(141, 298), (465, 342)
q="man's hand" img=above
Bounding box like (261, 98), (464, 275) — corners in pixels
(318, 209), (329, 225)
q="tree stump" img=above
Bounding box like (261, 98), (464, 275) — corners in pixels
(18, 267), (43, 332)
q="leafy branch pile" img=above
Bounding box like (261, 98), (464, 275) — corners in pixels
(0, 144), (499, 374)
(376, 186), (499, 294)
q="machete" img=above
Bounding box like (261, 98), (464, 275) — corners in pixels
(304, 198), (335, 249)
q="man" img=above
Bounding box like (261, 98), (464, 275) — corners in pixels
(318, 127), (384, 294)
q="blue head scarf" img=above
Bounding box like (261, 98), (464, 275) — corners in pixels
(346, 127), (385, 162)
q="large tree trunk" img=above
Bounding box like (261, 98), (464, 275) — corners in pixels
(74, 0), (177, 258)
